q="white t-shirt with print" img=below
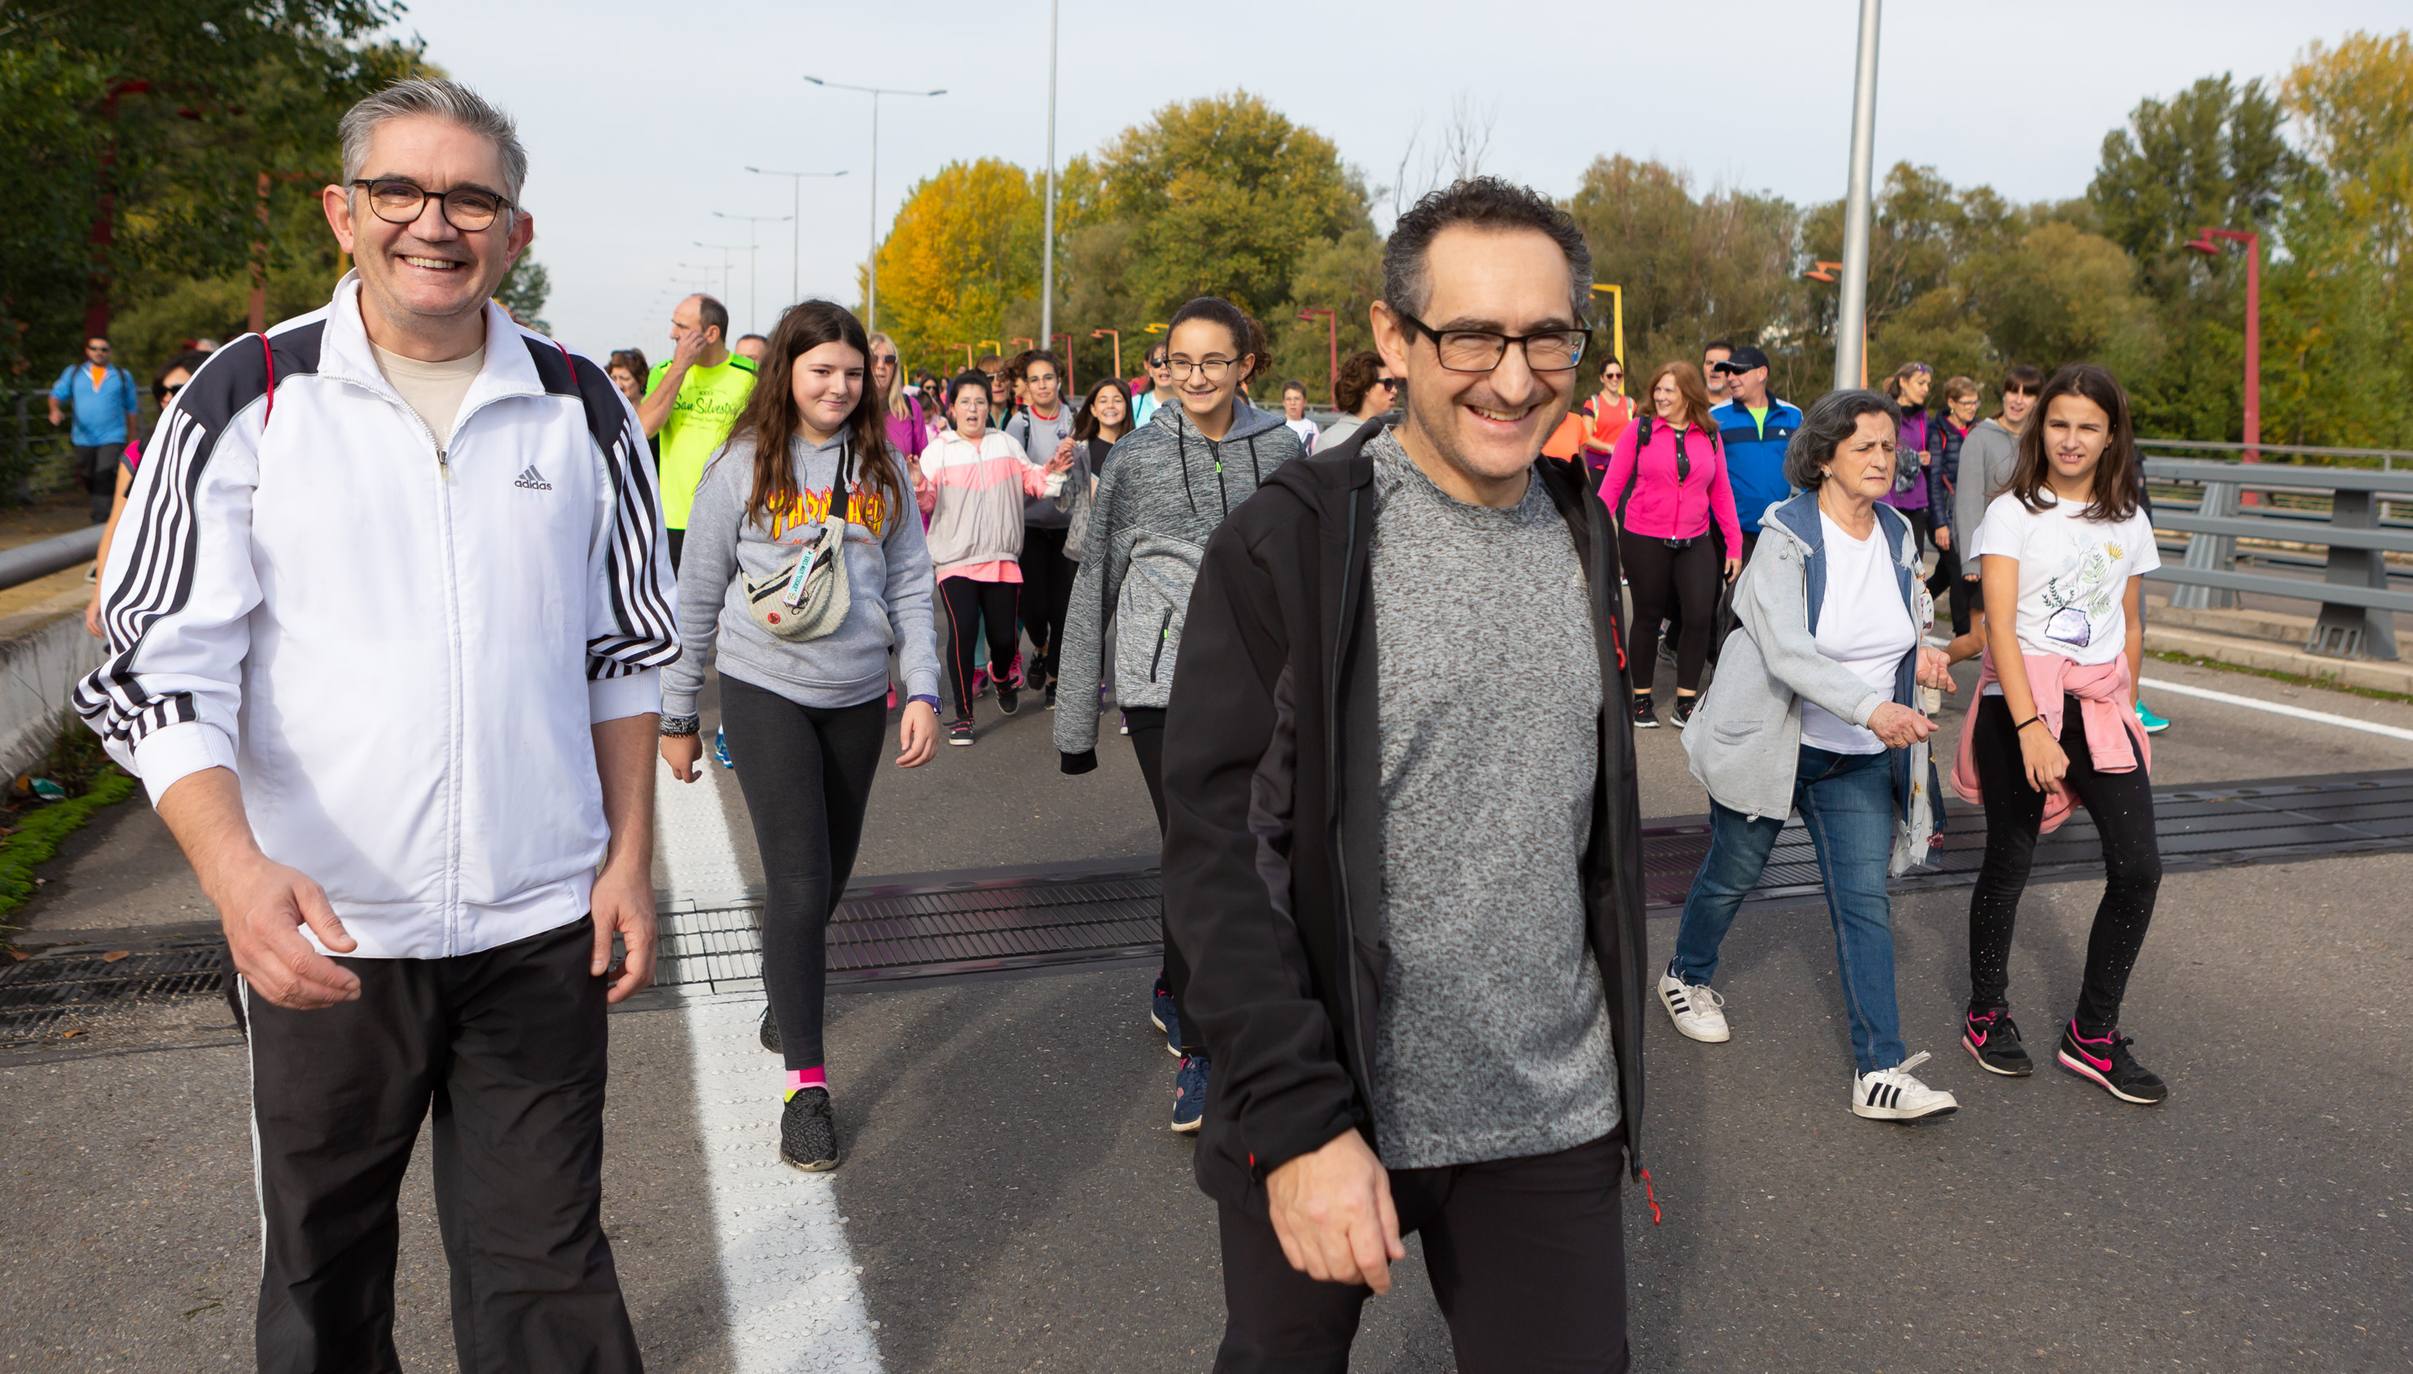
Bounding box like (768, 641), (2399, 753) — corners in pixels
(1284, 417), (1321, 453)
(1969, 491), (2159, 685)
(1799, 512), (1917, 755)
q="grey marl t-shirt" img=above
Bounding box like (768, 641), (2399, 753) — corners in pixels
(1363, 429), (1620, 1169)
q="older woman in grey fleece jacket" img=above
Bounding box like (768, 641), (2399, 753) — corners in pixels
(1663, 388), (1963, 1125)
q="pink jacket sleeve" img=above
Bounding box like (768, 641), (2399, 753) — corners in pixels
(1595, 420), (1641, 512)
(1707, 437), (1743, 552)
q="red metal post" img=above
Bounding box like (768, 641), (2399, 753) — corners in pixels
(1298, 308), (1337, 408)
(1050, 332), (1073, 392)
(1090, 328), (1121, 379)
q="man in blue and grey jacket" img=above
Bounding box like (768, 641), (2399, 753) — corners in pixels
(1709, 344), (1804, 569)
(48, 335), (141, 521)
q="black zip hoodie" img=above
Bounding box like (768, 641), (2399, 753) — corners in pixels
(1160, 422), (1650, 1211)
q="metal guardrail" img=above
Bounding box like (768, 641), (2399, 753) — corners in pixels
(0, 526), (102, 590)
(2143, 455), (2413, 660)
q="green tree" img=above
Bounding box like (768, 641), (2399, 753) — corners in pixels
(1094, 92), (1370, 329)
(495, 253), (552, 334)
(2088, 74), (2293, 291)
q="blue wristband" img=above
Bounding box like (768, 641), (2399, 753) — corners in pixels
(907, 694), (941, 712)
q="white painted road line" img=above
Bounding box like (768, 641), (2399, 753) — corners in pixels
(654, 752), (757, 907)
(2134, 676), (2413, 745)
(679, 998), (885, 1373)
(1921, 636), (2413, 746)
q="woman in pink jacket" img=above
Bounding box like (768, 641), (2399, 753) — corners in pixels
(1598, 360), (1742, 728)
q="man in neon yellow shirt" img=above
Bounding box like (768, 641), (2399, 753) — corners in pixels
(640, 293), (756, 566)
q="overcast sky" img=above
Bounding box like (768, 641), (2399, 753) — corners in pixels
(377, 0), (2403, 362)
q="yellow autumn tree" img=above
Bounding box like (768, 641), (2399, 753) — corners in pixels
(869, 159), (1043, 377)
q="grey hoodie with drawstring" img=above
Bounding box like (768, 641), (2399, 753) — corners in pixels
(1054, 399), (1304, 768)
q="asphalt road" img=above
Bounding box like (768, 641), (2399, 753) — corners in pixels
(5, 654), (2412, 1372)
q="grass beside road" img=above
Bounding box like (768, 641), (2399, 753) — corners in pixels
(2149, 649), (2413, 706)
(0, 720), (136, 936)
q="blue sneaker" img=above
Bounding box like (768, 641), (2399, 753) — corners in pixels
(713, 725), (734, 768)
(1171, 1055), (1210, 1134)
(1150, 976), (1181, 1058)
(2134, 700), (2170, 735)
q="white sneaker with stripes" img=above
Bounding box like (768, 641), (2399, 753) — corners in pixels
(1851, 1051), (1959, 1122)
(1657, 971), (1731, 1043)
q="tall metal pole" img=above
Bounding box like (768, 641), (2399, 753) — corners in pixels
(1040, 0), (1060, 344)
(1833, 0), (1882, 393)
(868, 91), (881, 330)
(745, 169), (846, 308)
(803, 78), (944, 332)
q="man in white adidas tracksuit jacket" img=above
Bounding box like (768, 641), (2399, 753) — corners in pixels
(75, 80), (673, 1373)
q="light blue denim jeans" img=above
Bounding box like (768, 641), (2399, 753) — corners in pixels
(1669, 744), (1907, 1074)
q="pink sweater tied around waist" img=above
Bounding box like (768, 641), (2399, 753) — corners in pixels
(1951, 652), (2150, 834)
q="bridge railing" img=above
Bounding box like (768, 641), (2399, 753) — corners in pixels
(2141, 444), (2413, 661)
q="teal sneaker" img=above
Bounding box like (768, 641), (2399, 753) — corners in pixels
(2134, 700), (2170, 735)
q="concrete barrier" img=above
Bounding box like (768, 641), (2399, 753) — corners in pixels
(1, 598), (104, 782)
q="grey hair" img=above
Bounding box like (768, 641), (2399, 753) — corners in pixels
(339, 79), (528, 201)
(1785, 388), (1903, 489)
(1383, 176), (1593, 322)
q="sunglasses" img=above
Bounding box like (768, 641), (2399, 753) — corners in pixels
(1378, 377), (1401, 388)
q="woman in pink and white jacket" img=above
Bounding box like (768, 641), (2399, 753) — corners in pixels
(914, 370), (1073, 745)
(1597, 360), (1743, 729)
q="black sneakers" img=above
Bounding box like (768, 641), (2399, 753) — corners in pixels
(948, 718), (975, 747)
(781, 1089), (840, 1171)
(998, 684), (1022, 716)
(759, 1006), (781, 1053)
(1631, 693), (1659, 729)
(1671, 694), (1698, 729)
(2056, 1022), (2169, 1105)
(1962, 1006), (2032, 1076)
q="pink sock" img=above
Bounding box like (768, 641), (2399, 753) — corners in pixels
(783, 1067), (828, 1100)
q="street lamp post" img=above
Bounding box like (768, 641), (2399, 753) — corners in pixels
(1297, 307), (1338, 408)
(1090, 328), (1121, 379)
(1040, 0), (1061, 345)
(744, 166), (847, 306)
(801, 76), (946, 332)
(2184, 226), (2263, 469)
(713, 210), (792, 335)
(1833, 0), (1883, 392)
(692, 241), (741, 309)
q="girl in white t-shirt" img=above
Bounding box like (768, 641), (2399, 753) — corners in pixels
(1952, 363), (2167, 1106)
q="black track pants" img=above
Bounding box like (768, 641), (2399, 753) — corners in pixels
(720, 676), (888, 1073)
(1124, 705), (1199, 1052)
(243, 918), (640, 1374)
(1617, 529), (1718, 693)
(939, 575), (1022, 720)
(1966, 693), (2163, 1031)
(1020, 524), (1076, 685)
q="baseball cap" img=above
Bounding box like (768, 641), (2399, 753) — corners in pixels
(1712, 346), (1771, 374)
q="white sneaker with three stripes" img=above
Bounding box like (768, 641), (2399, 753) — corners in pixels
(1656, 971), (1731, 1043)
(1851, 1051), (1959, 1122)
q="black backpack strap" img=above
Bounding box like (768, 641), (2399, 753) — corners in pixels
(1615, 415), (1653, 522)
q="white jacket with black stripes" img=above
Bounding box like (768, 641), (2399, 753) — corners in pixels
(75, 276), (679, 959)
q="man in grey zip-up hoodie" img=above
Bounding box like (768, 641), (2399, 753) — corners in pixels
(1054, 396), (1303, 770)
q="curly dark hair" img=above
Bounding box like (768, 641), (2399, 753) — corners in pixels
(1334, 349), (1385, 414)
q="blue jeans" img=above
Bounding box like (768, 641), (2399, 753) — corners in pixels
(1670, 744), (1907, 1074)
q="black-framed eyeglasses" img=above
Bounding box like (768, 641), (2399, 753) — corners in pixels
(1165, 356), (1239, 381)
(350, 178), (514, 232)
(1394, 309), (1587, 374)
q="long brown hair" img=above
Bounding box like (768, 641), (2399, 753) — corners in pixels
(2008, 363), (2141, 523)
(1642, 360), (1716, 433)
(1072, 375), (1131, 443)
(725, 300), (903, 529)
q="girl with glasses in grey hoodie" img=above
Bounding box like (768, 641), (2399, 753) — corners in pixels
(1053, 296), (1306, 1134)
